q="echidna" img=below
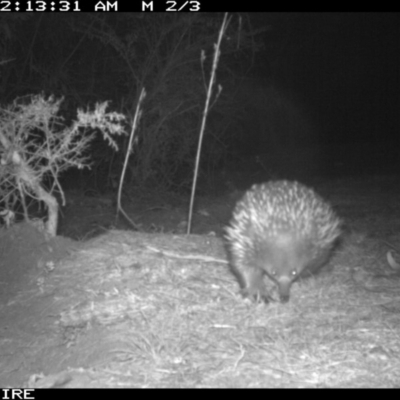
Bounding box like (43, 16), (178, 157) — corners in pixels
(225, 180), (341, 303)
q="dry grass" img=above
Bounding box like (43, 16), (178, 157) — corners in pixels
(29, 227), (400, 387)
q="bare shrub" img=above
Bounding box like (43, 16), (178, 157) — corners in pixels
(0, 94), (126, 236)
(72, 14), (260, 191)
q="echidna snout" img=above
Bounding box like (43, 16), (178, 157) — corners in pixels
(276, 276), (291, 303)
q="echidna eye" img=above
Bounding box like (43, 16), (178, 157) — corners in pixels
(270, 269), (277, 276)
(291, 270), (298, 277)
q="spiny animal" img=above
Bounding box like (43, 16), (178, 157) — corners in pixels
(224, 180), (341, 303)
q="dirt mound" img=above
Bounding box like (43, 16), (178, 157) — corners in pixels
(0, 223), (227, 387)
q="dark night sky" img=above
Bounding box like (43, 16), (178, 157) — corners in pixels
(245, 13), (400, 177)
(266, 13), (399, 142)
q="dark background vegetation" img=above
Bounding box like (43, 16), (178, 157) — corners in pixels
(1, 12), (399, 195)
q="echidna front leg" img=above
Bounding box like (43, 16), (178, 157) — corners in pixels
(240, 267), (271, 303)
